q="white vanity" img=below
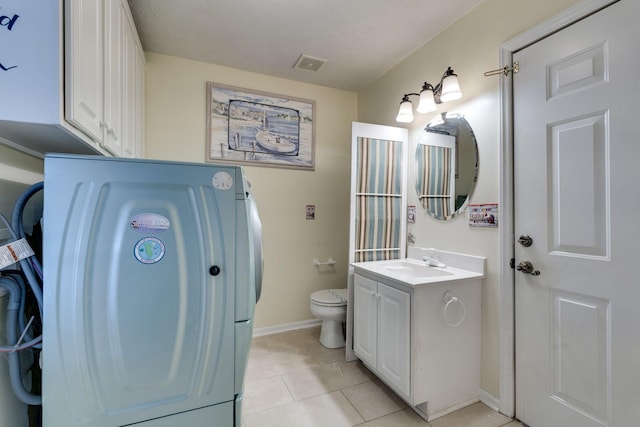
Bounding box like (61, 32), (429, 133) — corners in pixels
(351, 247), (485, 421)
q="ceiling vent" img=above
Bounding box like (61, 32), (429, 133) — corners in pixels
(293, 54), (327, 72)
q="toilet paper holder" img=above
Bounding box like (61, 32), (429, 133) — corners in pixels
(313, 258), (337, 267)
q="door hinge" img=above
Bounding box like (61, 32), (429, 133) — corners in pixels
(510, 258), (515, 269)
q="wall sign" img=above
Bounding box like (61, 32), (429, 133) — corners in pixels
(0, 5), (20, 71)
(306, 205), (315, 220)
(468, 203), (499, 228)
(1, 0), (61, 124)
(407, 205), (416, 224)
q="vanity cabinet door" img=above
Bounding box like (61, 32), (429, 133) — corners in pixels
(377, 283), (410, 398)
(354, 274), (410, 399)
(353, 275), (378, 368)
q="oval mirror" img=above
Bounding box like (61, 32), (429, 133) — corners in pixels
(414, 113), (478, 220)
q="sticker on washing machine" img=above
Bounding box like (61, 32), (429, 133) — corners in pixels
(134, 237), (166, 264)
(130, 213), (170, 233)
(0, 238), (35, 269)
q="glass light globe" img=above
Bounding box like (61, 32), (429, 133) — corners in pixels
(439, 74), (462, 103)
(416, 89), (436, 113)
(395, 100), (414, 123)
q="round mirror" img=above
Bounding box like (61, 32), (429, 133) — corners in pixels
(414, 113), (478, 220)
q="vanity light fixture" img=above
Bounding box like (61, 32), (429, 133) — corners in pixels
(395, 66), (462, 123)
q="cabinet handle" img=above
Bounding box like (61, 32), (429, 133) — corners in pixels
(99, 121), (108, 129)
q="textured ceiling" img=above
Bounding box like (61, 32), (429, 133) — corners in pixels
(128, 0), (484, 91)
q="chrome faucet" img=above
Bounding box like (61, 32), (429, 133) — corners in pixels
(407, 232), (416, 245)
(423, 253), (446, 268)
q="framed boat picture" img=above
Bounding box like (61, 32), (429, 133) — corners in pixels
(206, 82), (316, 170)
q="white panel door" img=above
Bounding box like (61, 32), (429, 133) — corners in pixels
(377, 282), (410, 398)
(514, 1), (640, 426)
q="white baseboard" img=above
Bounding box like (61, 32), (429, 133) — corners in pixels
(479, 388), (500, 412)
(428, 398), (480, 421)
(253, 319), (321, 337)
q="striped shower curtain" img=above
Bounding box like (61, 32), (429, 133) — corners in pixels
(354, 137), (403, 262)
(418, 145), (452, 219)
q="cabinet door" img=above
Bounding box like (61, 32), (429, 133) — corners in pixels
(103, 0), (124, 155)
(377, 283), (410, 398)
(353, 275), (378, 368)
(122, 4), (145, 158)
(65, 0), (104, 143)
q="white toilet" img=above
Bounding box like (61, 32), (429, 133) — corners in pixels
(310, 288), (348, 349)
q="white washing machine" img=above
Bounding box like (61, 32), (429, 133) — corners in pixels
(41, 154), (262, 426)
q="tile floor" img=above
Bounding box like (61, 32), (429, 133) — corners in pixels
(242, 326), (522, 427)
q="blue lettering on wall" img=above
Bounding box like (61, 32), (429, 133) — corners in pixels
(1, 8), (20, 71)
(0, 13), (19, 30)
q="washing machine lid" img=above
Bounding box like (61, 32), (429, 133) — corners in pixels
(310, 289), (347, 305)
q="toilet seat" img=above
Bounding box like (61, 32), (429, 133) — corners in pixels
(310, 289), (347, 306)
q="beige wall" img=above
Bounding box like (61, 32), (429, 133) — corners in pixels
(142, 0), (583, 403)
(357, 0), (580, 400)
(0, 144), (44, 182)
(144, 53), (358, 328)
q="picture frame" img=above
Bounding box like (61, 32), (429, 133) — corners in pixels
(206, 82), (316, 170)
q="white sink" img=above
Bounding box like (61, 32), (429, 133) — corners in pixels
(383, 261), (453, 279)
(351, 248), (485, 287)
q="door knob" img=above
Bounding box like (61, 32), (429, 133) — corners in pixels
(518, 235), (533, 247)
(516, 260), (540, 276)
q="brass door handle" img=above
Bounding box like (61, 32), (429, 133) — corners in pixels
(516, 261), (540, 276)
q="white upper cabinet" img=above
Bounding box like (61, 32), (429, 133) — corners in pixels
(0, 0), (144, 157)
(66, 0), (145, 157)
(121, 3), (145, 158)
(102, 0), (123, 155)
(66, 0), (104, 143)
